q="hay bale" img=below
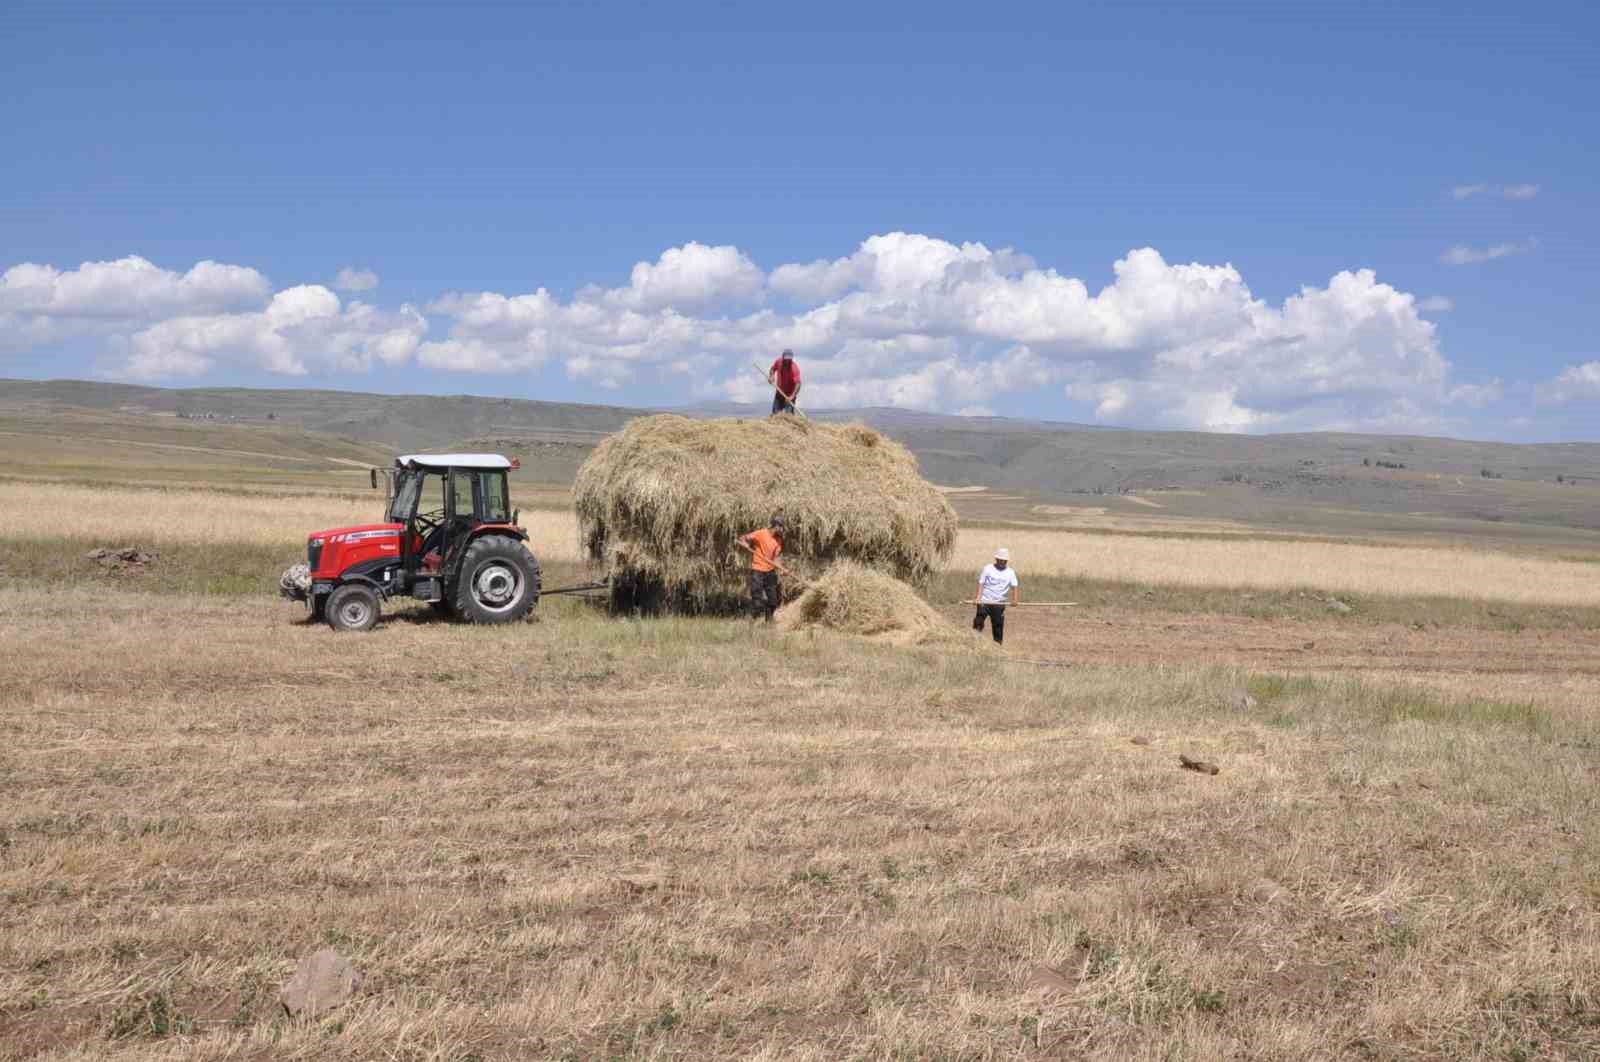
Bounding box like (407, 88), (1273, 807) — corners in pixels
(776, 561), (958, 645)
(575, 415), (956, 613)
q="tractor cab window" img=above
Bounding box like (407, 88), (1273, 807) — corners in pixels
(387, 470), (421, 523)
(419, 472), (448, 519)
(450, 472), (474, 519)
(479, 471), (510, 523)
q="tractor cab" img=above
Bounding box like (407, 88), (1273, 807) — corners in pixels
(387, 453), (516, 575)
(282, 453), (541, 631)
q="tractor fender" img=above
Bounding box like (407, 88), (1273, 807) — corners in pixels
(467, 523), (529, 542)
(335, 557), (404, 599)
(440, 525), (531, 581)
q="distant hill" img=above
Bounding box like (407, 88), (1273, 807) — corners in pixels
(7, 378), (1600, 534)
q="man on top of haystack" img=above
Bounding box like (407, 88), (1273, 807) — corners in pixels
(738, 515), (791, 622)
(767, 349), (802, 415)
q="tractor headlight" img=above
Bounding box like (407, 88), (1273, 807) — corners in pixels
(309, 537), (324, 548)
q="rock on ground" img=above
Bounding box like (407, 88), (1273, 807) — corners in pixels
(1223, 688), (1258, 712)
(86, 547), (159, 568)
(279, 949), (363, 1019)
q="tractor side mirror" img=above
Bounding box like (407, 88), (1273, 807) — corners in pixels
(512, 509), (520, 526)
(369, 469), (378, 489)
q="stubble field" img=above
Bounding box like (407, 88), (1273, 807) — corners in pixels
(2, 470), (1599, 1060)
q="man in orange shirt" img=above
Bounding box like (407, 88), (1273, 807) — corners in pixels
(737, 515), (791, 621)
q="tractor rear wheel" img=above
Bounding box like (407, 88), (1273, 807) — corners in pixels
(452, 536), (540, 624)
(326, 583), (380, 632)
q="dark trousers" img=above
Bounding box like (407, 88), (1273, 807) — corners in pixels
(973, 603), (1006, 644)
(751, 569), (781, 621)
(771, 391), (796, 415)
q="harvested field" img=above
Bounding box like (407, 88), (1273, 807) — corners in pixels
(938, 600), (1600, 721)
(950, 527), (1600, 606)
(5, 457), (1600, 1059)
(0, 480), (584, 561)
(2, 587), (1599, 1060)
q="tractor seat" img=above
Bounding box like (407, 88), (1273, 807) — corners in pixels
(418, 517), (472, 567)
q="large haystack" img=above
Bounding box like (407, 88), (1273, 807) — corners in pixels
(775, 561), (960, 645)
(575, 414), (956, 613)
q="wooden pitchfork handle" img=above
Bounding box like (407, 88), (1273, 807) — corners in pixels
(754, 361), (800, 407)
(736, 537), (793, 577)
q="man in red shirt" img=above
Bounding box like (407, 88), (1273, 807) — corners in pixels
(737, 515), (790, 621)
(768, 349), (802, 415)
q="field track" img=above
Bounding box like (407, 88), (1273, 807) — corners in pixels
(945, 604), (1600, 715)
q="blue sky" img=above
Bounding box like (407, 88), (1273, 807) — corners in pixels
(3, 0), (1596, 439)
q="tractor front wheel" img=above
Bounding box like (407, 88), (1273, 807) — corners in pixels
(326, 583), (381, 632)
(452, 536), (540, 624)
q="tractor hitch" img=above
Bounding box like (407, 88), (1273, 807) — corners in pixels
(538, 578), (610, 597)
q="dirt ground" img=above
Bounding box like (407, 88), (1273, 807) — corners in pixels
(944, 603), (1600, 713)
(3, 586), (1598, 1059)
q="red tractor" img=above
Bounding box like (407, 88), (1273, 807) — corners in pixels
(281, 453), (541, 631)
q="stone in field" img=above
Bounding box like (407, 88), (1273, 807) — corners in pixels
(279, 948), (363, 1018)
(1223, 689), (1258, 712)
(1247, 877), (1288, 904)
(1024, 963), (1074, 996)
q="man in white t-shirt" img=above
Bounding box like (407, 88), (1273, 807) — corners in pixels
(973, 547), (1019, 644)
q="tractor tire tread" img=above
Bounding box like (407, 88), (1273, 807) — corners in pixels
(326, 583), (381, 632)
(451, 536), (540, 624)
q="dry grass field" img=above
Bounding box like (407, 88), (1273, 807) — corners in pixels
(3, 469), (1600, 1059)
(947, 528), (1600, 607)
(0, 481), (583, 560)
(14, 478), (1600, 607)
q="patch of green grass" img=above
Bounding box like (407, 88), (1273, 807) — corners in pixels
(105, 991), (194, 1041)
(789, 867), (835, 887)
(1, 536), (298, 595)
(1364, 684), (1550, 736)
(0, 536), (599, 604)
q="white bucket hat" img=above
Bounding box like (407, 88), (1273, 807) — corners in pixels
(994, 548), (1010, 561)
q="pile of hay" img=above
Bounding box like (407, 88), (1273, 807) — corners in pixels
(775, 561), (959, 645)
(575, 414), (956, 613)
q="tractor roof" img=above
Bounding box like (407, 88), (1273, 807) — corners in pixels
(396, 453), (513, 471)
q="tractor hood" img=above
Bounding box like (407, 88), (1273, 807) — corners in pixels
(306, 523), (403, 545)
(306, 523), (404, 580)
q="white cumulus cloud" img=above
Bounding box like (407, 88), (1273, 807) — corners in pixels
(123, 286), (425, 379)
(0, 256), (271, 348)
(416, 232), (1493, 431)
(2, 236), (1506, 433)
(1536, 362), (1600, 405)
(607, 242), (765, 312)
(334, 267), (380, 292)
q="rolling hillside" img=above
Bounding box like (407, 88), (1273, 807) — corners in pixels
(7, 377), (1600, 537)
